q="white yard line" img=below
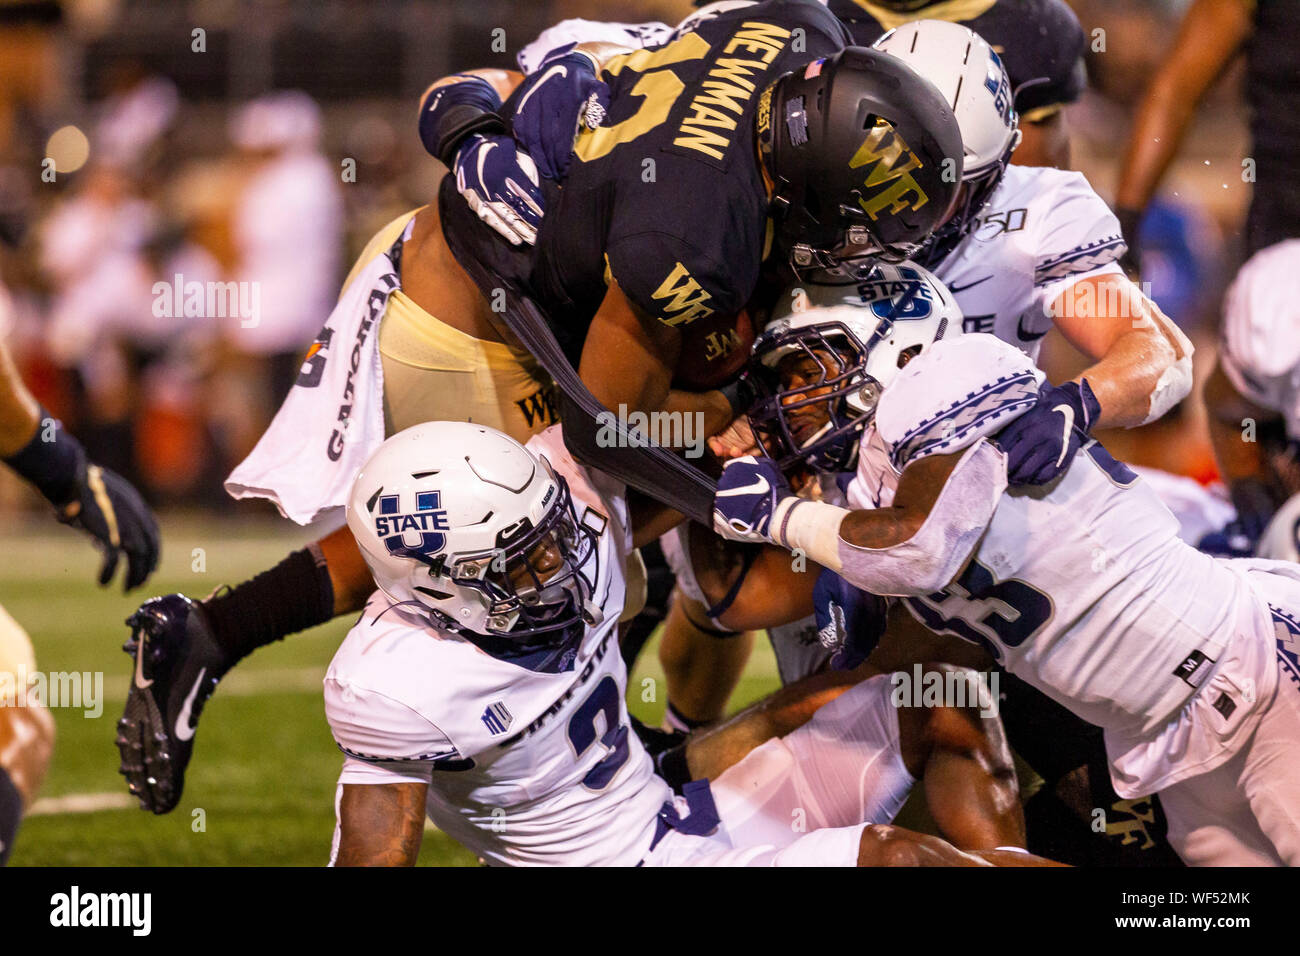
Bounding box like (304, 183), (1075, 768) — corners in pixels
(28, 792), (136, 816)
(101, 666), (325, 703)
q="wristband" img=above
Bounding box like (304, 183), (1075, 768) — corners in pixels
(771, 497), (848, 572)
(718, 374), (756, 419)
(419, 75), (507, 166)
(2, 408), (85, 506)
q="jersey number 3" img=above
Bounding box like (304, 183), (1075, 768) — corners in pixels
(567, 676), (631, 790)
(906, 560), (1054, 660)
(573, 32), (710, 163)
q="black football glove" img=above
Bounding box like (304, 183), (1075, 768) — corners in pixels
(4, 412), (160, 590)
(59, 460), (160, 590)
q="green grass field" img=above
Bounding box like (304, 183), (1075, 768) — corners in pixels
(2, 514), (783, 866)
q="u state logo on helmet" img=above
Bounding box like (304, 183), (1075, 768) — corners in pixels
(858, 265), (936, 320)
(374, 490), (450, 560)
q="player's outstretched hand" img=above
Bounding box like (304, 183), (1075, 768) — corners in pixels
(512, 46), (609, 181)
(59, 461), (161, 591)
(713, 455), (791, 544)
(997, 379), (1100, 486)
(454, 133), (545, 245)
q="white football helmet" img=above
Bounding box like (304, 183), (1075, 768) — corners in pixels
(873, 20), (1021, 266)
(750, 260), (963, 472)
(346, 422), (601, 662)
(1256, 493), (1300, 563)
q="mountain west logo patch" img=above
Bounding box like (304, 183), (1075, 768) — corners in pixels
(481, 701), (513, 735)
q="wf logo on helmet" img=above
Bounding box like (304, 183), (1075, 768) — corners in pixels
(375, 491), (450, 559)
(850, 119), (930, 220)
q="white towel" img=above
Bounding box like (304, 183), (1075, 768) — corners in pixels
(224, 220), (410, 525)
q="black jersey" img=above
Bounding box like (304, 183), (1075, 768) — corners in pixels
(826, 0), (1086, 120)
(528, 0), (851, 341)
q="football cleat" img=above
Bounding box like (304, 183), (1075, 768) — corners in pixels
(116, 594), (228, 814)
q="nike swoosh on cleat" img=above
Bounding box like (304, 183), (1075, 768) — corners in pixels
(174, 667), (207, 742)
(1052, 404), (1074, 468)
(717, 476), (770, 497)
(133, 629), (153, 689)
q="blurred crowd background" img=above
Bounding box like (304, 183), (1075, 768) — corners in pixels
(0, 0), (1255, 518)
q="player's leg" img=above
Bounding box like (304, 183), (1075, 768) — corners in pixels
(649, 821), (1059, 867)
(1235, 644), (1300, 865)
(655, 523), (762, 730)
(689, 667), (1024, 853)
(682, 665), (865, 778)
(856, 825), (1062, 867)
(895, 665), (1024, 851)
(1157, 746), (1282, 866)
(657, 590), (754, 731)
(0, 605), (54, 864)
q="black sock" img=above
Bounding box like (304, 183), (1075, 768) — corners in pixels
(203, 545), (335, 666)
(654, 741), (693, 793)
(0, 767), (22, 866)
(664, 700), (710, 733)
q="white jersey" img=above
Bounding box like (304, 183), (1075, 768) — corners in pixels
(800, 165), (1126, 363)
(516, 19), (672, 75)
(1130, 465), (1235, 546)
(324, 428), (670, 866)
(851, 335), (1271, 740)
(1218, 238), (1300, 438)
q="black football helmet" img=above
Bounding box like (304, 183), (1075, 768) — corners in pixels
(759, 46), (963, 270)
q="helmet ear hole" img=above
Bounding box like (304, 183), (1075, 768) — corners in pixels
(897, 345), (922, 369)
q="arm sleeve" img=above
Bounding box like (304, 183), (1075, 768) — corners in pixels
(835, 440), (1006, 597)
(324, 677), (461, 786)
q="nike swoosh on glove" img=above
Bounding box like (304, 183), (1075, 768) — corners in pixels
(997, 379), (1101, 486)
(60, 461), (161, 591)
(454, 133), (546, 245)
(512, 47), (609, 181)
(713, 455), (792, 544)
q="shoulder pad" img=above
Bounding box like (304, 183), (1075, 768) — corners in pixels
(324, 677), (461, 766)
(876, 334), (1043, 470)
